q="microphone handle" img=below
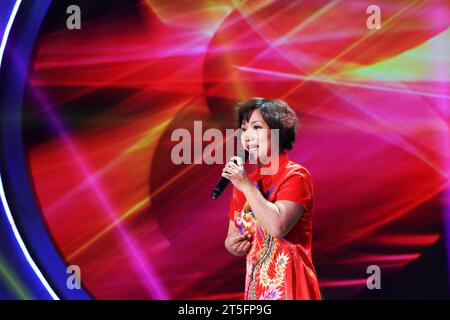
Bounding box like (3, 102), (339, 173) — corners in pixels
(211, 178), (231, 200)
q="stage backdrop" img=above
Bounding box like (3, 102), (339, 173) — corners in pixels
(1, 0), (449, 299)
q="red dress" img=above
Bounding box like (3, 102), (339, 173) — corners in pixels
(228, 152), (321, 300)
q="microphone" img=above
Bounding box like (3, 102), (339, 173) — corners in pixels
(211, 149), (249, 200)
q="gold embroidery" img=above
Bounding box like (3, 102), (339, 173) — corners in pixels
(258, 243), (289, 290)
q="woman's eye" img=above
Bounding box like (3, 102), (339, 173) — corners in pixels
(241, 127), (247, 132)
(254, 125), (262, 129)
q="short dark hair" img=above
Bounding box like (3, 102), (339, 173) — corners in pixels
(235, 98), (298, 151)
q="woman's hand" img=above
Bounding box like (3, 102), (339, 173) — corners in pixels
(225, 231), (253, 256)
(222, 156), (251, 193)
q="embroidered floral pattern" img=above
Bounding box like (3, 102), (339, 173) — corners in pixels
(234, 202), (256, 235)
(259, 251), (289, 290)
(258, 287), (283, 300)
(234, 184), (289, 300)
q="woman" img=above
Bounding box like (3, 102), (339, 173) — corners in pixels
(223, 98), (321, 300)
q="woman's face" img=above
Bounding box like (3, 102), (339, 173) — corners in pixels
(240, 109), (272, 164)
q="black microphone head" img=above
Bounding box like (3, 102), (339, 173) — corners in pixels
(211, 189), (220, 200)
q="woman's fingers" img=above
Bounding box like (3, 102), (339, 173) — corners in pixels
(222, 167), (236, 175)
(226, 161), (239, 170)
(230, 156), (243, 167)
(222, 165), (237, 180)
(230, 234), (245, 245)
(237, 240), (249, 252)
(237, 240), (252, 253)
(223, 163), (238, 171)
(222, 160), (242, 182)
(223, 165), (238, 174)
(228, 233), (252, 254)
(221, 172), (231, 179)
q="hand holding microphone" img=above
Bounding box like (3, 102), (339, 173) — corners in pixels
(211, 150), (249, 199)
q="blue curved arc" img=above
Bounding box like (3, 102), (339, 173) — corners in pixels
(0, 0), (91, 300)
(0, 0), (59, 301)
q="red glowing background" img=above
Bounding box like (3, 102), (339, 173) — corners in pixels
(24, 0), (449, 299)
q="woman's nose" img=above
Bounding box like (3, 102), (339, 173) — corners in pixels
(241, 128), (255, 143)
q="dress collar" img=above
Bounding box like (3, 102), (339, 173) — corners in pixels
(257, 151), (289, 176)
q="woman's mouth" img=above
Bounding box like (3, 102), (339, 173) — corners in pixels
(247, 145), (258, 151)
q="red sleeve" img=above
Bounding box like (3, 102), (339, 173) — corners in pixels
(228, 187), (238, 221)
(275, 169), (313, 213)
